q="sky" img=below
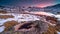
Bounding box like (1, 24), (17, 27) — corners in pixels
(0, 0), (60, 7)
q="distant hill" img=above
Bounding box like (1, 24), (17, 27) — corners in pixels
(26, 7), (44, 12)
(0, 5), (5, 8)
(44, 4), (60, 9)
(44, 4), (60, 14)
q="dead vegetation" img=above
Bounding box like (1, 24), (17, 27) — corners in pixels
(0, 15), (14, 19)
(4, 21), (19, 31)
(1, 20), (48, 34)
(0, 22), (60, 34)
(42, 25), (57, 34)
(0, 10), (7, 14)
(55, 21), (60, 32)
(0, 14), (60, 34)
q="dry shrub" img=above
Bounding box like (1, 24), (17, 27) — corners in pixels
(46, 16), (57, 24)
(4, 21), (19, 31)
(55, 24), (60, 32)
(1, 16), (58, 34)
(1, 20), (48, 34)
(0, 10), (7, 14)
(42, 25), (57, 34)
(13, 20), (48, 34)
(55, 21), (60, 32)
(0, 15), (14, 19)
(42, 16), (58, 34)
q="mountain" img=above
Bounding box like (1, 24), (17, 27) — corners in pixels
(26, 7), (44, 12)
(44, 4), (60, 9)
(44, 4), (60, 14)
(0, 5), (5, 9)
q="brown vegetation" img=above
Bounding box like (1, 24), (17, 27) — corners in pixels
(4, 21), (19, 31)
(42, 16), (58, 34)
(0, 14), (60, 34)
(13, 20), (48, 34)
(0, 15), (14, 19)
(43, 24), (60, 34)
(46, 16), (57, 24)
(0, 10), (7, 14)
(1, 20), (48, 34)
(42, 25), (57, 34)
(55, 23), (60, 32)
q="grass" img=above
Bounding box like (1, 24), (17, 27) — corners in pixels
(4, 21), (19, 31)
(0, 10), (7, 14)
(0, 15), (14, 19)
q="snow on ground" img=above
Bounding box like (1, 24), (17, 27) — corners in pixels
(57, 31), (60, 34)
(0, 12), (60, 33)
(0, 13), (40, 25)
(54, 14), (60, 21)
(27, 11), (60, 21)
(0, 26), (5, 32)
(0, 13), (40, 32)
(26, 11), (55, 16)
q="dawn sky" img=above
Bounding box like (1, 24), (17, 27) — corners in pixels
(0, 0), (60, 7)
